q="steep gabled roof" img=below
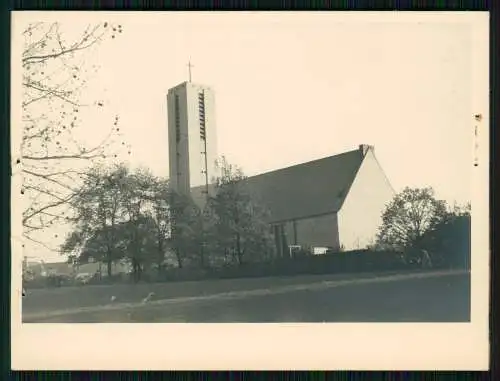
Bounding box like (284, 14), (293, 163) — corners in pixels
(191, 148), (365, 223)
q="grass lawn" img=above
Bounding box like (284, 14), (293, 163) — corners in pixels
(21, 269), (468, 322)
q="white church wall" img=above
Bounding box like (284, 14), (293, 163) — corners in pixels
(167, 84), (190, 195)
(167, 82), (218, 196)
(337, 148), (395, 251)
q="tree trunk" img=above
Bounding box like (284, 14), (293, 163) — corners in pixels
(131, 260), (135, 282)
(131, 259), (139, 283)
(199, 242), (205, 269)
(157, 240), (164, 276)
(137, 262), (142, 281)
(231, 246), (237, 265)
(236, 233), (242, 265)
(106, 245), (113, 277)
(175, 248), (183, 268)
(130, 221), (140, 282)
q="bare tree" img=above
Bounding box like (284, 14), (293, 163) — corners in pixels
(19, 21), (130, 246)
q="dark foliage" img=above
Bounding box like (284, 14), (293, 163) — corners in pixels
(420, 214), (471, 269)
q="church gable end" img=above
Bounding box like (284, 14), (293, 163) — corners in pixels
(337, 146), (395, 250)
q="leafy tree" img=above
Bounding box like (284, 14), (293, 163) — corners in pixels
(62, 164), (169, 281)
(120, 216), (159, 281)
(450, 202), (471, 217)
(420, 203), (471, 268)
(168, 191), (204, 269)
(78, 225), (125, 266)
(376, 187), (448, 256)
(64, 163), (130, 276)
(61, 156), (276, 279)
(120, 168), (159, 281)
(147, 178), (172, 275)
(60, 230), (85, 262)
(208, 156), (274, 266)
(20, 21), (130, 246)
(192, 206), (216, 268)
(65, 217), (158, 281)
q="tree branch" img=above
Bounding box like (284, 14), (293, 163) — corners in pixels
(22, 190), (80, 224)
(23, 81), (82, 107)
(22, 233), (61, 253)
(22, 168), (78, 191)
(22, 152), (102, 161)
(22, 24), (103, 65)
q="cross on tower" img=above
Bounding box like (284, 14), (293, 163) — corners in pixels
(187, 60), (194, 82)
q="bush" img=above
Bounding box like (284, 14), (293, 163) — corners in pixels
(420, 214), (471, 270)
(199, 249), (412, 280)
(23, 277), (49, 289)
(46, 274), (73, 288)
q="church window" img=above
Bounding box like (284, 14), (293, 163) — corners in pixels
(199, 92), (206, 140)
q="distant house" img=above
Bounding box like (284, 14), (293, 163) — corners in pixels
(25, 260), (132, 279)
(74, 260), (132, 276)
(191, 145), (395, 256)
(45, 262), (75, 275)
(24, 261), (72, 278)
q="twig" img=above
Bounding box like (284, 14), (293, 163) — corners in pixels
(22, 190), (80, 224)
(23, 81), (81, 107)
(22, 153), (102, 161)
(22, 168), (78, 191)
(22, 25), (104, 65)
(22, 233), (61, 253)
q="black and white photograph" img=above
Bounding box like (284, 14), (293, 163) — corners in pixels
(11, 11), (489, 370)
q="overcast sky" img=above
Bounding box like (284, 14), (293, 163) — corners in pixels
(13, 12), (488, 262)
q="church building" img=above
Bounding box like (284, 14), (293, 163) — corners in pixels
(167, 79), (395, 256)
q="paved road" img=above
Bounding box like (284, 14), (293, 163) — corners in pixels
(23, 271), (470, 323)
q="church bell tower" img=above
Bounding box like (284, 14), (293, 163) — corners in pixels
(166, 64), (218, 199)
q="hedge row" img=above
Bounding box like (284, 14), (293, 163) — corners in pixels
(205, 250), (409, 280)
(24, 248), (470, 288)
(167, 247), (469, 282)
